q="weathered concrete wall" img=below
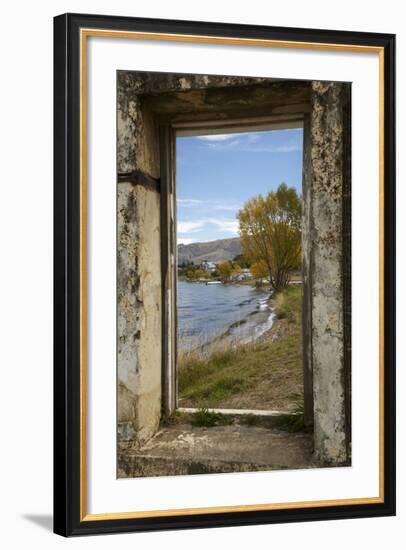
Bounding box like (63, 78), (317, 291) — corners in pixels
(117, 72), (350, 465)
(117, 73), (269, 175)
(309, 81), (349, 464)
(117, 179), (162, 444)
(117, 75), (162, 445)
(117, 181), (139, 441)
(117, 72), (312, 448)
(301, 114), (314, 428)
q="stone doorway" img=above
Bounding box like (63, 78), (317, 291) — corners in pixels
(117, 71), (351, 476)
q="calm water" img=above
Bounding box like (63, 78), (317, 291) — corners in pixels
(177, 280), (274, 352)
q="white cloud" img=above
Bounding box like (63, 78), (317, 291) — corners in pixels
(177, 217), (239, 239)
(207, 140), (301, 153)
(206, 218), (239, 234)
(177, 237), (196, 245)
(177, 220), (205, 233)
(177, 198), (241, 212)
(177, 199), (203, 207)
(212, 203), (241, 212)
(250, 143), (301, 153)
(197, 134), (236, 142)
(198, 131), (302, 153)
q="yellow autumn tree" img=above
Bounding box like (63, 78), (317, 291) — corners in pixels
(232, 263), (242, 278)
(217, 261), (233, 282)
(237, 183), (302, 291)
(250, 260), (269, 281)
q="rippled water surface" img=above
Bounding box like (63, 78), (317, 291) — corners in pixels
(177, 280), (274, 351)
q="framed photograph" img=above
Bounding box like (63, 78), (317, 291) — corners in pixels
(54, 13), (395, 536)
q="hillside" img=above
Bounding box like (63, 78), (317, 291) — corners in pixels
(178, 237), (242, 265)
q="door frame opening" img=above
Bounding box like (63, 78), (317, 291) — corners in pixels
(160, 117), (309, 420)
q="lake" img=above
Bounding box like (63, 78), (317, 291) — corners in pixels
(177, 280), (275, 352)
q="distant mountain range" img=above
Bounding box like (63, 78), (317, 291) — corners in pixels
(178, 237), (242, 265)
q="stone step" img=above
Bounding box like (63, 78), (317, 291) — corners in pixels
(118, 425), (317, 478)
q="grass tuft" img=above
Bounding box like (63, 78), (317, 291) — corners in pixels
(273, 286), (302, 322)
(191, 408), (233, 428)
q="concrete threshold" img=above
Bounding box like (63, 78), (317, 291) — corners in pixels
(178, 407), (293, 417)
(118, 424), (317, 478)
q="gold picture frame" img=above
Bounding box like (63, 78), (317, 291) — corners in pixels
(54, 13), (395, 536)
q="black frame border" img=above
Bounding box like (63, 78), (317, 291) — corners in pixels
(54, 12), (396, 537)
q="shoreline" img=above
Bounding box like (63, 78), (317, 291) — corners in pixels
(178, 276), (269, 289)
(179, 294), (275, 357)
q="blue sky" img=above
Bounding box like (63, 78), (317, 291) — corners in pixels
(176, 128), (303, 244)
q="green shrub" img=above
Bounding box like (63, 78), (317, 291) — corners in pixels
(191, 408), (233, 427)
